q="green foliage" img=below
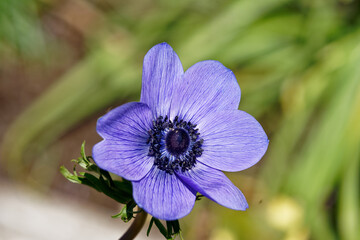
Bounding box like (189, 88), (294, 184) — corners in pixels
(60, 142), (133, 205)
(111, 200), (138, 222)
(61, 142), (183, 239)
(147, 217), (182, 240)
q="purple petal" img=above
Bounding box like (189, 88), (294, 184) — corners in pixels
(170, 60), (240, 123)
(177, 162), (248, 210)
(140, 42), (184, 117)
(197, 110), (269, 172)
(93, 102), (154, 181)
(132, 167), (196, 220)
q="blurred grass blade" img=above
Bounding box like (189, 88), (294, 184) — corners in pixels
(338, 150), (359, 240)
(219, 13), (302, 66)
(0, 0), (46, 58)
(283, 31), (360, 239)
(178, 0), (291, 67)
(1, 35), (141, 176)
(260, 30), (360, 196)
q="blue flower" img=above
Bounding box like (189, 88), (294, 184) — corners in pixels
(93, 43), (269, 220)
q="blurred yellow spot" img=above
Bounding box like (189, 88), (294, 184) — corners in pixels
(209, 228), (235, 240)
(266, 196), (303, 231)
(285, 228), (309, 240)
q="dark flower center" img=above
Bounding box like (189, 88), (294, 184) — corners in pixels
(147, 115), (204, 174)
(165, 128), (190, 155)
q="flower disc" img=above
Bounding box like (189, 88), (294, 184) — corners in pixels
(165, 128), (190, 155)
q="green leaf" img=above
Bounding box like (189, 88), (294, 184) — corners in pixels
(99, 169), (115, 186)
(196, 194), (204, 201)
(147, 217), (155, 236)
(83, 173), (131, 204)
(153, 218), (170, 239)
(77, 158), (90, 170)
(166, 221), (173, 236)
(60, 144), (133, 205)
(113, 179), (132, 194)
(125, 200), (137, 222)
(59, 166), (81, 183)
(111, 212), (122, 219)
(86, 163), (101, 174)
(76, 175), (102, 192)
(169, 220), (180, 234)
(80, 141), (86, 160)
(111, 205), (130, 222)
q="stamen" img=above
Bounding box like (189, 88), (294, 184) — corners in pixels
(147, 115), (204, 174)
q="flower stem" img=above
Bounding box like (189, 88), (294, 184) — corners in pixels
(119, 208), (148, 240)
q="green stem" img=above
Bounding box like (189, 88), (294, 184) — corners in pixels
(119, 208), (148, 240)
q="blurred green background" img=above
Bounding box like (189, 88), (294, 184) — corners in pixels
(0, 0), (359, 239)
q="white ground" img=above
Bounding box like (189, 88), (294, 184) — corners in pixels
(0, 183), (159, 240)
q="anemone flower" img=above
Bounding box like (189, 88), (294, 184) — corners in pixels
(93, 43), (269, 220)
